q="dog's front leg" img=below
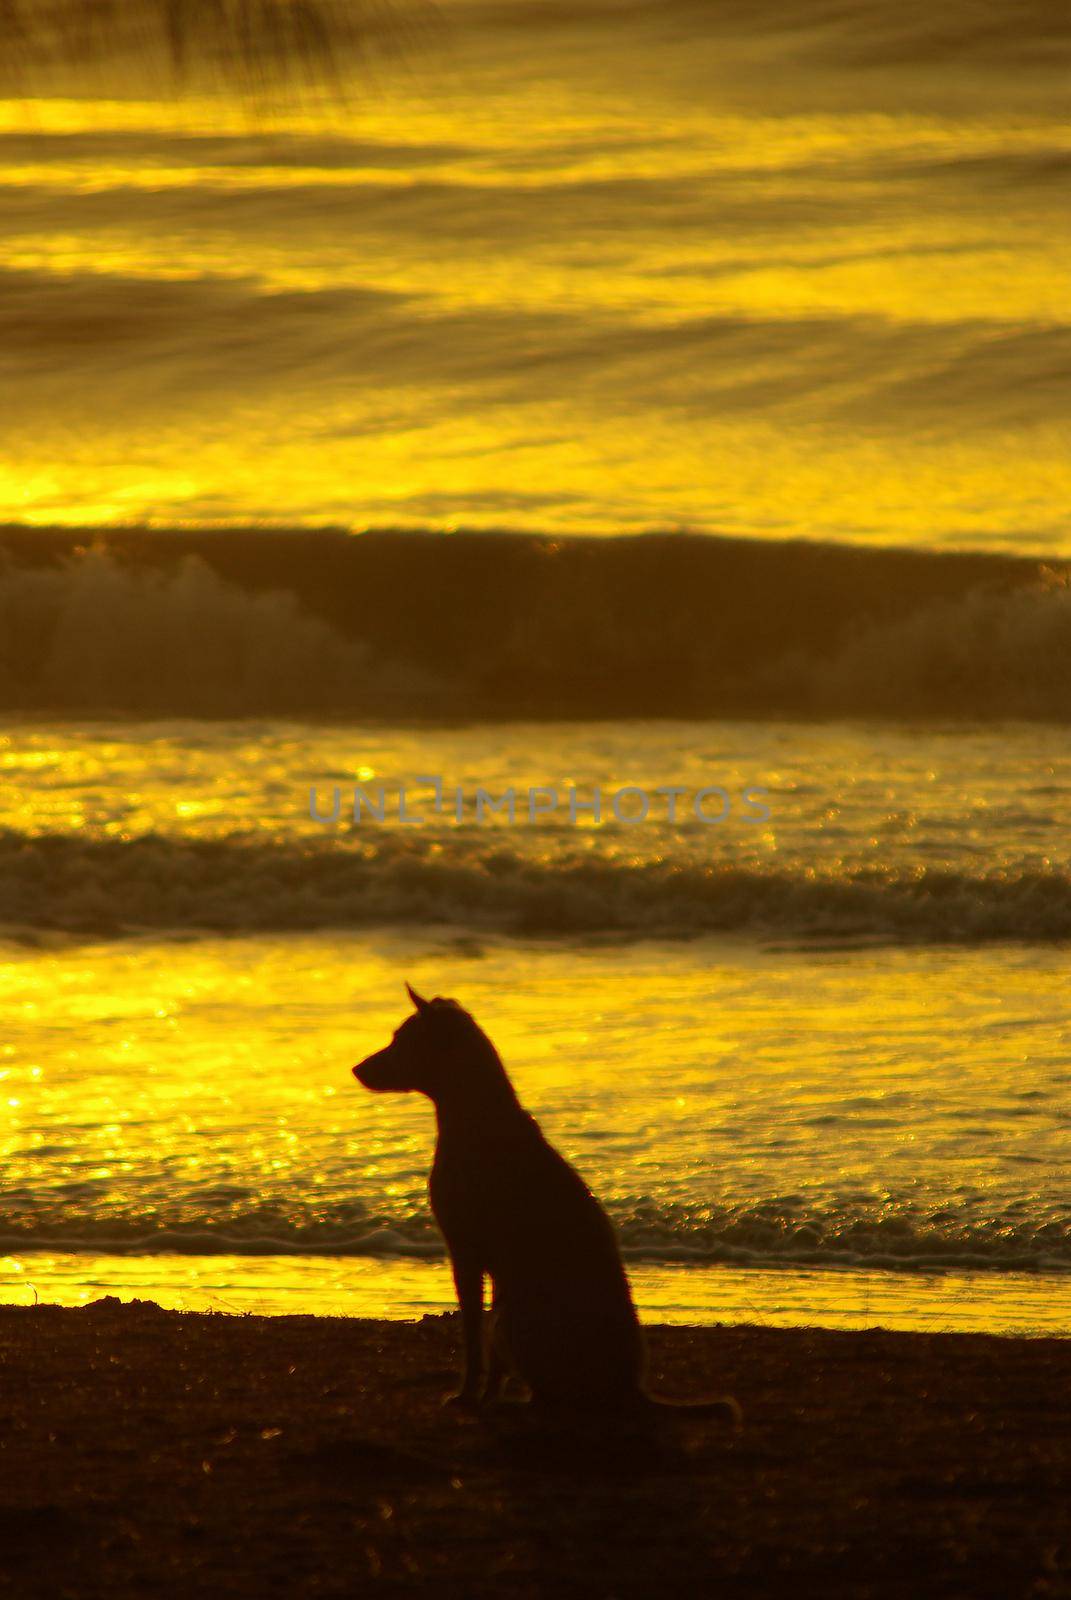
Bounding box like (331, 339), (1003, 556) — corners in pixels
(483, 1290), (511, 1403)
(445, 1249), (484, 1407)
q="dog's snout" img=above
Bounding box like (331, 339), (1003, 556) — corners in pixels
(353, 1047), (397, 1091)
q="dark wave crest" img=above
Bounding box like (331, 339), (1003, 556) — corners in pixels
(1, 529), (1069, 722)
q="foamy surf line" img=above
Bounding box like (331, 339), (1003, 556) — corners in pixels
(2, 1214), (1067, 1273)
(3, 832), (1070, 943)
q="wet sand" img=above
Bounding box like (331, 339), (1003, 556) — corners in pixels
(0, 1302), (1068, 1598)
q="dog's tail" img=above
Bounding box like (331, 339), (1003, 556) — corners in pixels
(647, 1394), (742, 1426)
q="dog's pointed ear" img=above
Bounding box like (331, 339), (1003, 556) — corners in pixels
(406, 982), (431, 1012)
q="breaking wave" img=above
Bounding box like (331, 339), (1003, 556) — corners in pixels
(1, 534), (1069, 720)
(795, 568), (1071, 722)
(0, 545), (429, 717)
(3, 831), (1070, 943)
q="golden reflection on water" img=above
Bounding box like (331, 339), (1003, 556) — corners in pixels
(1, 927), (1068, 1332)
(3, 59), (1068, 540)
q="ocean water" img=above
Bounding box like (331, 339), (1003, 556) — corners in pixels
(2, 0), (1069, 548)
(1, 717), (1068, 1332)
(2, 0), (1068, 1332)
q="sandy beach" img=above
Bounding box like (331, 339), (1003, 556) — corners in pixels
(0, 1302), (1067, 1598)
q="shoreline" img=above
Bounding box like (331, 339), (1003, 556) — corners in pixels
(2, 1302), (1068, 1597)
(4, 1252), (1070, 1337)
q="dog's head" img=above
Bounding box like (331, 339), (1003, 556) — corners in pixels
(353, 985), (483, 1099)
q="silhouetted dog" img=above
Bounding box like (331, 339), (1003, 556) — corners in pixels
(353, 987), (738, 1423)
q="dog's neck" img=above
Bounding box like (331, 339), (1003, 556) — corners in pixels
(430, 1031), (525, 1139)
